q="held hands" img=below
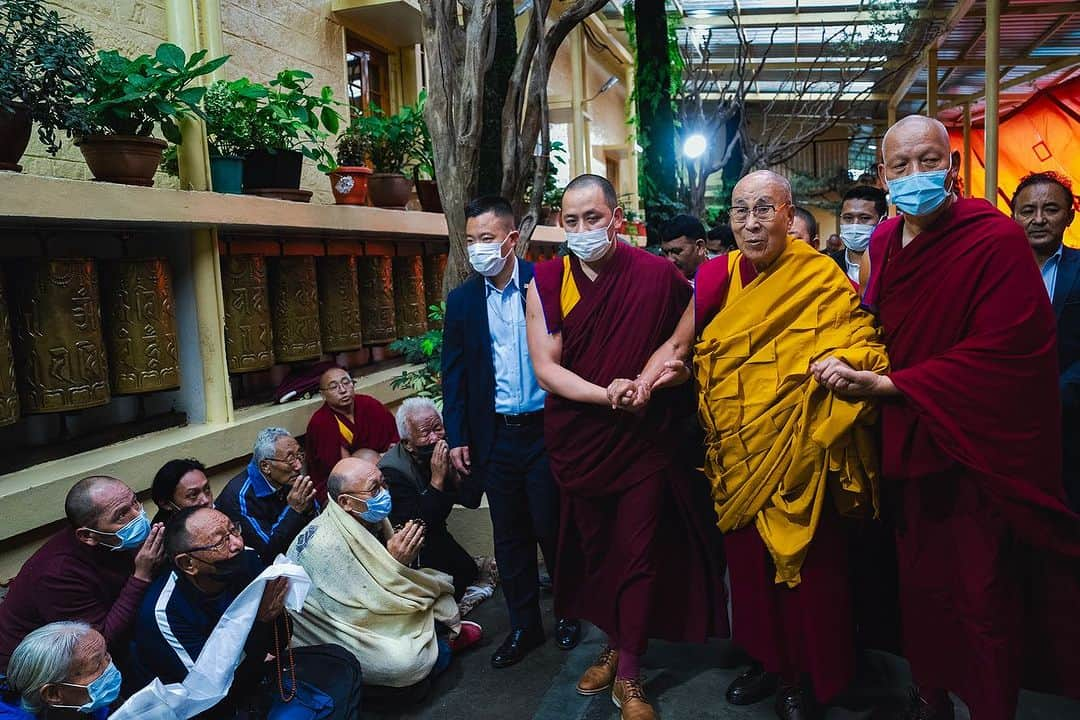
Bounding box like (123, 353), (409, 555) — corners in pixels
(606, 359), (692, 413)
(429, 439), (451, 490)
(256, 577), (289, 622)
(810, 357), (893, 398)
(386, 519), (426, 566)
(287, 475), (317, 514)
(133, 523), (165, 581)
(449, 446), (471, 476)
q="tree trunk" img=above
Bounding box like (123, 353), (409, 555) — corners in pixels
(477, 0), (517, 197)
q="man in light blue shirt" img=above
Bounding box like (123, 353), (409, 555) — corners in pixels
(442, 196), (580, 669)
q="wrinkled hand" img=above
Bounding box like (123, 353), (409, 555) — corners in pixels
(256, 577), (289, 622)
(133, 523), (165, 581)
(286, 475), (316, 514)
(450, 446), (471, 476)
(606, 378), (638, 410)
(652, 360), (692, 391)
(810, 357), (888, 397)
(429, 440), (450, 490)
(386, 520), (425, 566)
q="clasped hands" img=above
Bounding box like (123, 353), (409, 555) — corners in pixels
(606, 359), (691, 412)
(809, 356), (893, 397)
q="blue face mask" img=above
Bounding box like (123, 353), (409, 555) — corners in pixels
(54, 660), (122, 713)
(349, 488), (393, 523)
(886, 162), (953, 217)
(90, 509), (151, 552)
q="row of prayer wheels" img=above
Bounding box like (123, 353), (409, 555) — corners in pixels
(0, 258), (180, 428)
(222, 253), (447, 374)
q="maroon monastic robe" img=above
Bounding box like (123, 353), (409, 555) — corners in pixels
(864, 197), (1080, 718)
(533, 242), (728, 655)
(305, 394), (399, 504)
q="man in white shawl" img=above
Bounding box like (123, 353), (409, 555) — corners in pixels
(286, 457), (482, 696)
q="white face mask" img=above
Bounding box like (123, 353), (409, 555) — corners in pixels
(839, 223), (875, 252)
(468, 233), (513, 277)
(565, 211), (617, 262)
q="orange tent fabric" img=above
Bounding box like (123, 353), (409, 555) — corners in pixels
(949, 76), (1080, 249)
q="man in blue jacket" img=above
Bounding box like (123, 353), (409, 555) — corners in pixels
(442, 196), (580, 668)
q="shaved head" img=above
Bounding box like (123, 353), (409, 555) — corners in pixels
(319, 366), (354, 411)
(65, 476), (127, 528)
(327, 457), (382, 501)
(879, 115), (961, 218)
(730, 170), (796, 270)
(882, 115), (950, 160)
(352, 448), (381, 465)
(735, 170), (793, 205)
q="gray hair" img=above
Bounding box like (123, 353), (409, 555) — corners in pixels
(395, 397), (440, 439)
(253, 427), (291, 466)
(7, 621), (92, 713)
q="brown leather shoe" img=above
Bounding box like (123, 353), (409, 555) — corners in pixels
(612, 677), (657, 720)
(575, 646), (619, 695)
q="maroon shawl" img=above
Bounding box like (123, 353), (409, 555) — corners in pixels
(533, 243), (692, 497)
(305, 394), (399, 503)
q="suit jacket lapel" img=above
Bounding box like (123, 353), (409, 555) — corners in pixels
(1054, 247), (1080, 318)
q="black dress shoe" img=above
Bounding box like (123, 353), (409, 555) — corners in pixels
(555, 618), (581, 650)
(872, 688), (955, 720)
(774, 683), (819, 720)
(490, 626), (545, 669)
(725, 662), (779, 706)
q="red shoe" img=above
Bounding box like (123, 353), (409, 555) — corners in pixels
(449, 620), (483, 652)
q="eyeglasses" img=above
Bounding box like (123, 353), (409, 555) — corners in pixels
(730, 203), (789, 225)
(267, 451), (305, 466)
(181, 521), (242, 555)
(320, 380), (354, 393)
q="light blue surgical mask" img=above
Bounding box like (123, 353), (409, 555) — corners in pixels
(839, 223), (875, 252)
(53, 660), (122, 713)
(468, 233), (514, 277)
(88, 508), (151, 551)
(347, 488), (393, 523)
(565, 211), (617, 262)
(886, 162), (953, 217)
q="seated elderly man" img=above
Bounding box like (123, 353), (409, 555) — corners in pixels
(287, 457), (481, 703)
(0, 622), (120, 719)
(150, 458), (214, 525)
(380, 398), (479, 599)
(305, 367), (400, 504)
(217, 427), (319, 564)
(0, 477), (164, 672)
(128, 507), (362, 719)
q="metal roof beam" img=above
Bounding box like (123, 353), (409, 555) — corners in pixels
(605, 8), (945, 30)
(890, 0), (977, 108)
(968, 2), (1078, 17)
(704, 91), (891, 102)
(940, 55), (1080, 106)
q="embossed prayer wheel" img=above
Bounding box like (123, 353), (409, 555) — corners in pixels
(221, 254), (274, 373)
(101, 258), (180, 395)
(9, 258), (110, 413)
(393, 256), (428, 338)
(269, 256), (322, 362)
(0, 271), (19, 426)
(316, 255), (363, 351)
(357, 256), (397, 344)
(423, 252), (448, 328)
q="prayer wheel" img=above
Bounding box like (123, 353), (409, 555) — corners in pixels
(0, 272), (19, 426)
(316, 255), (363, 351)
(423, 252), (448, 329)
(357, 256), (397, 344)
(393, 256), (428, 338)
(268, 256), (322, 362)
(221, 254), (274, 373)
(9, 258), (110, 413)
(100, 258), (180, 395)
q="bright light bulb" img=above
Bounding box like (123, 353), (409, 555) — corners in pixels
(683, 134), (707, 159)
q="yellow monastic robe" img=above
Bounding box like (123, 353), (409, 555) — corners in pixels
(695, 238), (889, 586)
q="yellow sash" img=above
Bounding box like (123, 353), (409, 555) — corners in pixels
(559, 256), (581, 318)
(695, 239), (889, 586)
(336, 416), (354, 446)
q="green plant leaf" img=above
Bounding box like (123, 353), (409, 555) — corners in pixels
(321, 106), (339, 133)
(155, 43), (186, 70)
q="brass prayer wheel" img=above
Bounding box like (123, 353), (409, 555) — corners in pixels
(269, 256), (322, 362)
(357, 256), (397, 344)
(0, 272), (19, 426)
(423, 253), (448, 328)
(9, 258), (110, 413)
(393, 256), (428, 338)
(221, 254), (274, 373)
(316, 255), (363, 352)
(100, 258), (180, 395)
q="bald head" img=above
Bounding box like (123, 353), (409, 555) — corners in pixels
(734, 170), (793, 205)
(352, 448), (382, 465)
(319, 366), (354, 410)
(882, 115), (950, 158)
(327, 457), (383, 501)
(879, 115), (960, 217)
(730, 170), (795, 270)
(65, 476), (128, 528)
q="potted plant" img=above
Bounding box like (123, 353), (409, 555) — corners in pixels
(201, 77), (266, 194)
(412, 90), (441, 213)
(74, 43), (229, 186)
(244, 69), (341, 196)
(0, 0), (95, 171)
(328, 129), (372, 204)
(350, 100), (422, 209)
(525, 140), (567, 225)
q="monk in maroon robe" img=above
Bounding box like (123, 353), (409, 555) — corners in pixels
(527, 174), (727, 720)
(813, 116), (1080, 720)
(305, 366), (399, 504)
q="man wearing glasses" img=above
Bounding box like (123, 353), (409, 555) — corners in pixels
(217, 427), (320, 565)
(305, 366), (400, 505)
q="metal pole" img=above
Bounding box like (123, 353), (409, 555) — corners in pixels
(962, 103), (972, 198)
(887, 102), (897, 128)
(984, 0), (1001, 201)
(570, 27), (586, 177)
(927, 46), (938, 117)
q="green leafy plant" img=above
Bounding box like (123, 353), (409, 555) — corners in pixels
(202, 77), (266, 157)
(76, 43), (229, 143)
(524, 140), (567, 210)
(335, 130), (364, 166)
(389, 303), (444, 407)
(0, 0), (95, 154)
(349, 98), (423, 175)
(414, 89), (435, 180)
(249, 69), (342, 173)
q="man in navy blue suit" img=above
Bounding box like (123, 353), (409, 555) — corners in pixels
(1013, 171), (1080, 509)
(442, 196), (581, 668)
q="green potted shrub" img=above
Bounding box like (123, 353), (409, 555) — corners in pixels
(244, 69), (341, 197)
(328, 128), (373, 205)
(525, 140), (567, 225)
(0, 0), (95, 171)
(74, 43), (229, 186)
(412, 90), (441, 213)
(202, 77), (266, 194)
(350, 100), (422, 209)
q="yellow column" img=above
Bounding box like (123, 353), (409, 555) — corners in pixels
(399, 45), (422, 105)
(926, 46), (938, 117)
(984, 0), (1001, 201)
(569, 26), (587, 176)
(626, 67), (639, 209)
(962, 103), (972, 198)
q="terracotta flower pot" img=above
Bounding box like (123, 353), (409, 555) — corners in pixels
(368, 173), (413, 209)
(0, 108), (33, 172)
(328, 166), (373, 205)
(76, 135), (167, 186)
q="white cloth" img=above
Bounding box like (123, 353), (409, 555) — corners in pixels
(111, 558), (311, 720)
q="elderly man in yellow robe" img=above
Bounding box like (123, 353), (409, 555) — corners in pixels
(614, 170), (889, 720)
